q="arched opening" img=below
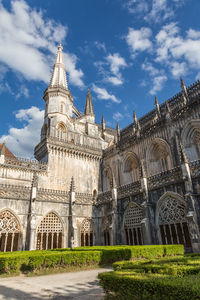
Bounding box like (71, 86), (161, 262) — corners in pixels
(103, 166), (113, 192)
(123, 153), (140, 184)
(181, 120), (200, 161)
(36, 212), (63, 250)
(0, 210), (22, 252)
(124, 202), (143, 245)
(147, 139), (172, 176)
(103, 216), (112, 246)
(80, 219), (93, 246)
(157, 193), (191, 247)
(57, 122), (66, 133)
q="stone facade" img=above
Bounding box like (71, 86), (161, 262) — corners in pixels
(1, 45), (200, 252)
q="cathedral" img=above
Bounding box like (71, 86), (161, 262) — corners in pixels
(0, 45), (200, 253)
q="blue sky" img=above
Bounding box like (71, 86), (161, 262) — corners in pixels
(0, 0), (200, 157)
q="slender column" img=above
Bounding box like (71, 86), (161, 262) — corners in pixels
(180, 223), (186, 245)
(11, 233), (14, 252)
(163, 225), (167, 244)
(56, 233), (59, 248)
(174, 224), (180, 244)
(46, 234), (48, 250)
(51, 233), (54, 249)
(4, 233), (8, 252)
(41, 233), (43, 250)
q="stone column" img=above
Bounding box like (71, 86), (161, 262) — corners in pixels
(28, 173), (38, 250)
(111, 187), (118, 245)
(140, 161), (153, 245)
(68, 177), (78, 249)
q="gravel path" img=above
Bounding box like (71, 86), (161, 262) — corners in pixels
(0, 268), (111, 300)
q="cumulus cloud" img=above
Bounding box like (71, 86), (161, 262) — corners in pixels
(94, 53), (127, 86)
(92, 84), (121, 103)
(125, 0), (185, 23)
(125, 27), (152, 57)
(149, 75), (167, 95)
(0, 0), (84, 87)
(0, 106), (44, 158)
(113, 112), (123, 121)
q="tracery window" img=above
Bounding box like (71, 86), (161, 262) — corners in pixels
(124, 203), (143, 245)
(124, 154), (140, 183)
(148, 140), (172, 176)
(158, 196), (191, 247)
(0, 210), (21, 252)
(36, 212), (63, 250)
(80, 219), (93, 246)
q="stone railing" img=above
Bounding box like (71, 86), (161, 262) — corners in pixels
(97, 190), (112, 204)
(0, 184), (31, 200)
(75, 192), (93, 204)
(37, 187), (69, 202)
(117, 181), (141, 198)
(3, 157), (47, 172)
(147, 166), (182, 190)
(189, 160), (200, 178)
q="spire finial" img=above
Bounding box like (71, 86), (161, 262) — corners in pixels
(180, 77), (188, 105)
(58, 44), (63, 51)
(49, 45), (68, 89)
(70, 176), (75, 192)
(180, 142), (188, 164)
(155, 96), (158, 105)
(84, 89), (95, 116)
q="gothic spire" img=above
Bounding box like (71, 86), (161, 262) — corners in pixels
(179, 142), (188, 164)
(70, 176), (75, 192)
(101, 115), (105, 130)
(49, 44), (68, 90)
(180, 77), (188, 105)
(84, 89), (95, 116)
(116, 122), (120, 141)
(155, 96), (161, 117)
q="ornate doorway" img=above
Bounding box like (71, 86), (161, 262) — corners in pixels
(80, 219), (93, 246)
(0, 210), (22, 252)
(124, 202), (143, 245)
(157, 194), (191, 247)
(36, 212), (63, 250)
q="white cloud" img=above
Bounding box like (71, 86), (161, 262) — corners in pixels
(170, 61), (187, 78)
(113, 112), (123, 121)
(94, 53), (127, 86)
(0, 0), (84, 87)
(94, 41), (106, 52)
(0, 106), (44, 158)
(126, 27), (152, 57)
(92, 84), (121, 103)
(16, 85), (29, 99)
(149, 75), (167, 95)
(125, 0), (185, 23)
(142, 62), (160, 76)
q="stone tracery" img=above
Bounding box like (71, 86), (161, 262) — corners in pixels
(124, 202), (143, 245)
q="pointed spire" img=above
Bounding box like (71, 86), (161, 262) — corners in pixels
(180, 77), (188, 105)
(133, 111), (141, 131)
(116, 122), (120, 141)
(101, 115), (105, 131)
(0, 142), (5, 155)
(49, 44), (68, 90)
(70, 176), (75, 192)
(155, 96), (161, 117)
(180, 142), (188, 164)
(84, 89), (95, 116)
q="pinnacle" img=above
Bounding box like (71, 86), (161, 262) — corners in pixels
(84, 89), (95, 116)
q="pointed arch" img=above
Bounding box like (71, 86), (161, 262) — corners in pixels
(181, 120), (200, 161)
(156, 192), (191, 247)
(0, 209), (22, 252)
(123, 152), (140, 184)
(123, 202), (143, 245)
(146, 138), (173, 176)
(80, 218), (93, 246)
(36, 211), (63, 250)
(103, 165), (113, 191)
(57, 122), (66, 133)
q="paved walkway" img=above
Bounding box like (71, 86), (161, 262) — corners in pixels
(0, 268), (111, 300)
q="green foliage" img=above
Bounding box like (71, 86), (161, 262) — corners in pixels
(99, 254), (200, 300)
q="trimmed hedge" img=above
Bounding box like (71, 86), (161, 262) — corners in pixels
(0, 251), (101, 274)
(99, 255), (200, 299)
(0, 245), (184, 275)
(98, 271), (200, 300)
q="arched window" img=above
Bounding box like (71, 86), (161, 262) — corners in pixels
(124, 202), (143, 245)
(80, 219), (93, 246)
(181, 120), (200, 161)
(123, 153), (140, 184)
(157, 194), (191, 247)
(147, 139), (172, 176)
(57, 122), (66, 133)
(36, 212), (63, 250)
(0, 210), (22, 252)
